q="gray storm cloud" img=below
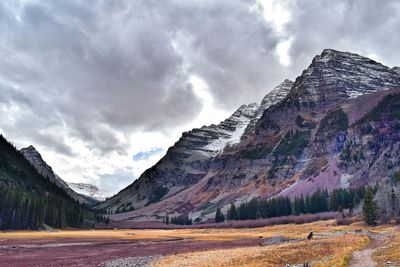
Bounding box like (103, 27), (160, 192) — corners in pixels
(286, 0), (400, 73)
(1, 0), (400, 191)
(0, 0), (284, 155)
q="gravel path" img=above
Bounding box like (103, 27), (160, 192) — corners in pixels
(100, 255), (161, 267)
(351, 246), (376, 267)
(350, 232), (389, 267)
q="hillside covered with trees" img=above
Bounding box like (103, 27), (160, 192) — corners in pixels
(0, 135), (103, 230)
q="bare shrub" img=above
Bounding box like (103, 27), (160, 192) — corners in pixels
(100, 212), (342, 230)
(336, 218), (352, 225)
(193, 212), (341, 229)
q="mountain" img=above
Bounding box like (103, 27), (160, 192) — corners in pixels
(68, 183), (112, 202)
(0, 135), (98, 229)
(97, 49), (400, 222)
(20, 146), (98, 206)
(96, 80), (292, 214)
(243, 79), (294, 138)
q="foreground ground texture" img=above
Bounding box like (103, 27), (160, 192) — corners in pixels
(0, 220), (398, 267)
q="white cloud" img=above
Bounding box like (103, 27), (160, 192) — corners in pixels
(257, 0), (292, 35)
(276, 37), (292, 66)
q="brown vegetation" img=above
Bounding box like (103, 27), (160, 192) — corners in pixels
(0, 219), (398, 267)
(152, 235), (368, 267)
(374, 229), (400, 266)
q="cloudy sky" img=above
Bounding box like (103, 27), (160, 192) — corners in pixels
(1, 0), (399, 194)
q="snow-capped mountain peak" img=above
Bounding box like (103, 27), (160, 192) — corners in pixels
(98, 49), (400, 219)
(243, 79), (294, 137)
(293, 49), (400, 103)
(68, 183), (112, 202)
(392, 66), (400, 75)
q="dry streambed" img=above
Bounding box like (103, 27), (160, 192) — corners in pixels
(100, 256), (162, 267)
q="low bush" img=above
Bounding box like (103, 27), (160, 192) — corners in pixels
(336, 218), (352, 225)
(194, 212), (342, 229)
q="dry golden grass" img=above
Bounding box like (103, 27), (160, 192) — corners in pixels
(0, 220), (370, 241)
(151, 235), (368, 267)
(374, 229), (400, 266)
(2, 219), (396, 267)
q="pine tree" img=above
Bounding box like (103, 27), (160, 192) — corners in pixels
(248, 198), (259, 219)
(391, 187), (396, 217)
(352, 193), (360, 210)
(227, 203), (237, 220)
(215, 208), (225, 223)
(238, 202), (249, 220)
(363, 188), (378, 225)
(294, 197), (302, 215)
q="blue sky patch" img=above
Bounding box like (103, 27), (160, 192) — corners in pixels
(133, 147), (163, 161)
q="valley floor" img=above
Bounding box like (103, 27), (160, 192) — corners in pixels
(0, 220), (398, 267)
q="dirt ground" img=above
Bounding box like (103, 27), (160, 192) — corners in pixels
(0, 220), (397, 267)
(0, 237), (260, 267)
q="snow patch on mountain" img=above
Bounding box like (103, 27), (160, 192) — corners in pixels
(68, 183), (112, 201)
(203, 103), (259, 153)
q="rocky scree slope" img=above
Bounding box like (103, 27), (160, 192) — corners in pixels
(99, 49), (400, 220)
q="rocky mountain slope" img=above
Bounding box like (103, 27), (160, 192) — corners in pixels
(20, 146), (99, 206)
(97, 80), (293, 214)
(68, 182), (112, 202)
(98, 49), (400, 221)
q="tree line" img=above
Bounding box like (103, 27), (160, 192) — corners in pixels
(0, 185), (80, 229)
(160, 183), (398, 227)
(163, 214), (193, 225)
(161, 187), (366, 225)
(218, 187), (365, 222)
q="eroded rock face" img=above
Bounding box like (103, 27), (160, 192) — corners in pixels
(98, 49), (400, 219)
(20, 146), (98, 206)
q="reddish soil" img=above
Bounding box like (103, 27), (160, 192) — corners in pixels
(279, 160), (342, 199)
(0, 237), (259, 267)
(342, 87), (400, 125)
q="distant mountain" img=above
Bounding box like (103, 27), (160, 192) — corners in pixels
(20, 146), (98, 206)
(97, 49), (400, 222)
(68, 183), (112, 202)
(0, 135), (97, 229)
